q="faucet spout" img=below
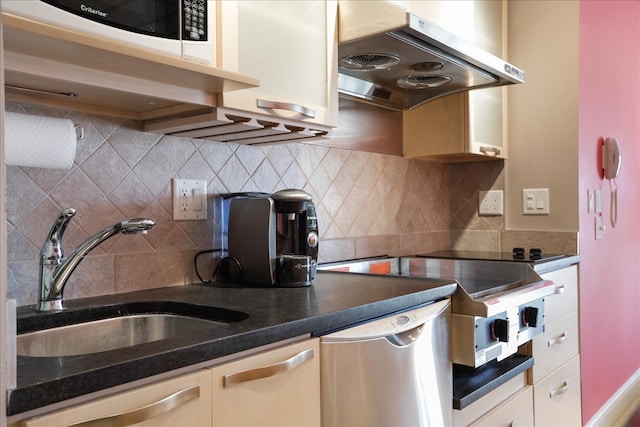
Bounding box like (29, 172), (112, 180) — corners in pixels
(37, 210), (156, 312)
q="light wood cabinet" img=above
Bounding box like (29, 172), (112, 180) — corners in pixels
(18, 370), (212, 427)
(453, 372), (529, 426)
(217, 1), (338, 128)
(401, 0), (508, 161)
(210, 338), (321, 427)
(404, 90), (505, 162)
(1, 14), (257, 122)
(532, 356), (582, 427)
(471, 385), (534, 427)
(523, 265), (582, 426)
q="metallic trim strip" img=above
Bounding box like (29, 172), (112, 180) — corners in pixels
(69, 385), (200, 427)
(479, 146), (501, 156)
(257, 99), (316, 118)
(224, 348), (314, 387)
(5, 84), (78, 98)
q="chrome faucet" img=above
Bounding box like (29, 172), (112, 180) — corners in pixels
(37, 208), (156, 312)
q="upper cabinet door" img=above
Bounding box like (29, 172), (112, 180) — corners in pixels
(218, 1), (338, 127)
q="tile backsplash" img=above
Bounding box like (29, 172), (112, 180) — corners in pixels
(6, 103), (505, 306)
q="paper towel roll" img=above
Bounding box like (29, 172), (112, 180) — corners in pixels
(4, 111), (77, 169)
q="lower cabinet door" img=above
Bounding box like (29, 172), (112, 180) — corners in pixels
(472, 385), (534, 427)
(210, 338), (320, 427)
(21, 370), (212, 427)
(533, 355), (582, 426)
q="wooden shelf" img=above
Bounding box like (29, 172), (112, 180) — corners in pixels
(2, 13), (259, 120)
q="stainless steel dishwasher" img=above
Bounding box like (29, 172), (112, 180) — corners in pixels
(320, 299), (451, 426)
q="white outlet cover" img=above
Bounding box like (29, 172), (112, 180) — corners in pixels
(479, 190), (504, 216)
(172, 178), (208, 220)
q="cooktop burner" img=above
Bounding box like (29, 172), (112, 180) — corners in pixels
(417, 249), (565, 264)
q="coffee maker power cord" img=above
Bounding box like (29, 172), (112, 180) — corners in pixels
(194, 249), (242, 284)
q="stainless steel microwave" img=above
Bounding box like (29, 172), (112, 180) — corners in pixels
(1, 0), (214, 64)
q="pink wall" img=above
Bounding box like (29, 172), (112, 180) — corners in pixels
(578, 1), (640, 423)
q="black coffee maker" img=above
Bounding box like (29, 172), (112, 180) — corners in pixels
(272, 189), (319, 287)
(226, 189), (318, 287)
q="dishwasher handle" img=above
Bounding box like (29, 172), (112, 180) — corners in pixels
(385, 323), (425, 347)
(321, 299), (450, 343)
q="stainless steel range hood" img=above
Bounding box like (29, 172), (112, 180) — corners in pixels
(338, 2), (525, 110)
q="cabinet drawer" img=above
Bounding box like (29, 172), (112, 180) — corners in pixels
(471, 385), (533, 427)
(541, 265), (578, 322)
(533, 355), (582, 427)
(528, 311), (579, 384)
(453, 372), (528, 427)
(211, 338), (320, 427)
(20, 370), (212, 427)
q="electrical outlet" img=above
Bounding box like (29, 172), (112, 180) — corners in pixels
(479, 190), (504, 215)
(172, 178), (207, 220)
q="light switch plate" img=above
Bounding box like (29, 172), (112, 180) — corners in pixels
(595, 190), (603, 213)
(587, 189), (595, 213)
(595, 216), (604, 240)
(522, 188), (550, 215)
(172, 178), (208, 220)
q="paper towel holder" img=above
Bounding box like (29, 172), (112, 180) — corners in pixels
(74, 124), (84, 140)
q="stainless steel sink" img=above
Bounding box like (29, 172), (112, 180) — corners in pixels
(16, 301), (249, 357)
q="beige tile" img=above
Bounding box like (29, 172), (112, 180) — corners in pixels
(451, 230), (501, 251)
(318, 238), (356, 263)
(501, 231), (579, 255)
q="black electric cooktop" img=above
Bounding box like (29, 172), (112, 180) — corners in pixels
(417, 249), (565, 264)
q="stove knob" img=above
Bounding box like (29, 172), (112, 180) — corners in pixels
(491, 318), (509, 342)
(522, 306), (539, 327)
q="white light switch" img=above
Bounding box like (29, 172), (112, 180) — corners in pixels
(595, 190), (603, 214)
(522, 188), (550, 215)
(172, 178), (208, 220)
(595, 216), (604, 240)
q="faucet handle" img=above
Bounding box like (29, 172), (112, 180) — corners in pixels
(46, 208), (76, 243)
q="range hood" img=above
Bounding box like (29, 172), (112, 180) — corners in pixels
(337, 2), (525, 110)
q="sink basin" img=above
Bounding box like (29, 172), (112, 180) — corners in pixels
(16, 301), (249, 357)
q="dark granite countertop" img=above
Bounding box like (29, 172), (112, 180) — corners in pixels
(9, 271), (456, 416)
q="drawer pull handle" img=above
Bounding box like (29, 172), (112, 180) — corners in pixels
(479, 146), (501, 156)
(257, 99), (316, 118)
(555, 284), (566, 294)
(548, 332), (568, 347)
(69, 385), (200, 427)
(224, 348), (314, 387)
(549, 379), (570, 398)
